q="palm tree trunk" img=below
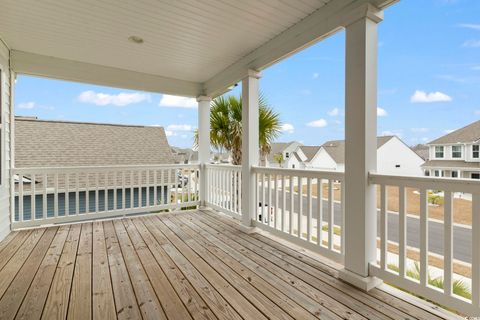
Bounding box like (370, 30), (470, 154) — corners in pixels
(232, 147), (242, 165)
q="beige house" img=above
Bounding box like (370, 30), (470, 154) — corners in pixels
(422, 120), (480, 179)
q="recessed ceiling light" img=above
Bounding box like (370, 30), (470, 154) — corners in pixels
(128, 36), (144, 44)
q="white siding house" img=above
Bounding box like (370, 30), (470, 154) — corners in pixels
(320, 136), (424, 176)
(422, 120), (480, 179)
(0, 41), (12, 241)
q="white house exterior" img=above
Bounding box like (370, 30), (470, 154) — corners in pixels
(320, 136), (424, 176)
(422, 120), (480, 179)
(265, 141), (305, 168)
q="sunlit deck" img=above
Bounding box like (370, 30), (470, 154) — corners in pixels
(0, 210), (456, 320)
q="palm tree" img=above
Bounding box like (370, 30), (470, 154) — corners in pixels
(195, 94), (281, 165)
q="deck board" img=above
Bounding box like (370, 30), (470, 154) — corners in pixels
(0, 210), (457, 320)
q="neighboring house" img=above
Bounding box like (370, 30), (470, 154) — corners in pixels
(171, 147), (198, 164)
(16, 116), (175, 167)
(298, 146), (331, 169)
(266, 141), (305, 168)
(320, 136), (424, 176)
(422, 120), (480, 179)
(412, 144), (429, 161)
(14, 117), (176, 218)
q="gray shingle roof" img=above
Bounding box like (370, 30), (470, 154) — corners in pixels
(15, 117), (174, 168)
(429, 120), (480, 144)
(421, 160), (480, 169)
(298, 146), (321, 162)
(412, 144), (429, 160)
(321, 136), (394, 164)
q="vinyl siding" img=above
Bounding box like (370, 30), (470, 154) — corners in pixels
(0, 41), (12, 241)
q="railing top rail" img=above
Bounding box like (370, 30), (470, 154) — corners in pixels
(205, 163), (242, 169)
(252, 165), (344, 180)
(369, 172), (480, 193)
(13, 163), (200, 174)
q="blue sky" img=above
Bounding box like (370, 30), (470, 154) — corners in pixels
(15, 0), (480, 148)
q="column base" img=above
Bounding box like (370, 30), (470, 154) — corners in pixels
(238, 223), (257, 234)
(338, 268), (383, 291)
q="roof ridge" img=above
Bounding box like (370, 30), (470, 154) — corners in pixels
(15, 117), (163, 129)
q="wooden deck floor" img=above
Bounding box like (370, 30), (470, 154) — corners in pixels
(0, 209), (457, 320)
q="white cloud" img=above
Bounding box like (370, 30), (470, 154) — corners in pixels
(159, 95), (197, 108)
(463, 40), (480, 48)
(280, 123), (295, 134)
(166, 124), (194, 132)
(411, 127), (429, 133)
(444, 129), (455, 134)
(312, 73), (319, 79)
(307, 119), (328, 128)
(17, 102), (36, 109)
(78, 90), (150, 106)
(410, 90), (452, 103)
(165, 130), (174, 137)
(327, 108), (339, 116)
(459, 23), (480, 31)
(377, 107), (388, 117)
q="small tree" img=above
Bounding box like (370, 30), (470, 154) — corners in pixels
(273, 153), (284, 168)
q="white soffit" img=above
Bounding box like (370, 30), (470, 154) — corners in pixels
(0, 0), (396, 96)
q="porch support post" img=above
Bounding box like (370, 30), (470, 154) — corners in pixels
(241, 70), (261, 228)
(197, 95), (211, 207)
(338, 5), (383, 291)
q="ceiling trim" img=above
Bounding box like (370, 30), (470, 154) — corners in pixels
(203, 0), (395, 97)
(11, 50), (203, 96)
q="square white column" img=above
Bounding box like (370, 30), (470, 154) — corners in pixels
(241, 70), (261, 227)
(339, 5), (383, 290)
(197, 95), (211, 206)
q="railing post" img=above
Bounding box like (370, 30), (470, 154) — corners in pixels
(197, 95), (211, 208)
(338, 4), (383, 291)
(241, 70), (261, 228)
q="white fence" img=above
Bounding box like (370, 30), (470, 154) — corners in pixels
(370, 173), (480, 315)
(251, 166), (345, 264)
(205, 164), (242, 218)
(12, 164), (200, 229)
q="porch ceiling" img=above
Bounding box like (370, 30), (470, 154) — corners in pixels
(0, 0), (395, 97)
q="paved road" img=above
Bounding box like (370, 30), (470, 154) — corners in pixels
(259, 186), (472, 264)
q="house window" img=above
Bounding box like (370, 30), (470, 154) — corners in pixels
(395, 164), (401, 168)
(285, 152), (290, 159)
(435, 146), (444, 158)
(434, 170), (443, 177)
(473, 145), (479, 159)
(451, 171), (459, 178)
(424, 170), (430, 177)
(472, 173), (480, 180)
(452, 145), (462, 158)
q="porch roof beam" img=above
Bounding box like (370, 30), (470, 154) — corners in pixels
(203, 0), (395, 97)
(10, 50), (203, 97)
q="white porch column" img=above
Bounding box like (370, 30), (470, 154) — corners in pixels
(338, 5), (383, 290)
(197, 95), (211, 207)
(241, 70), (261, 228)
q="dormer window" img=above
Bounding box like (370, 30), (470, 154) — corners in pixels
(473, 145), (479, 159)
(452, 145), (462, 158)
(435, 146), (444, 158)
(285, 152), (290, 159)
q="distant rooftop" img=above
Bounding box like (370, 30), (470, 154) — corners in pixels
(15, 117), (174, 167)
(429, 120), (480, 144)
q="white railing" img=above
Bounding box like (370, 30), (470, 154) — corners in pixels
(12, 164), (200, 229)
(205, 164), (242, 218)
(369, 173), (480, 315)
(252, 166), (345, 263)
